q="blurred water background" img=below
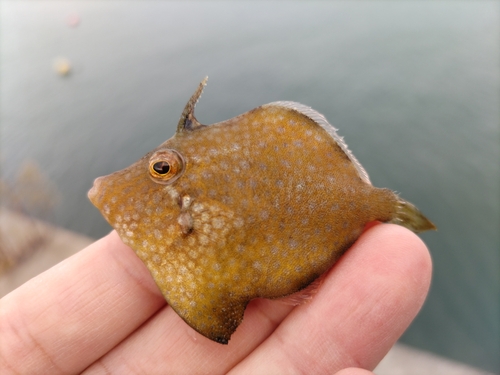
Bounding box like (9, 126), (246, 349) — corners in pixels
(1, 1), (498, 372)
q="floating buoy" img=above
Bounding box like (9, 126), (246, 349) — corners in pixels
(53, 57), (71, 77)
(66, 14), (80, 28)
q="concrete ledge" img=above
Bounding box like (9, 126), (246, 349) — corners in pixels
(0, 209), (493, 374)
(374, 343), (495, 375)
(0, 209), (93, 297)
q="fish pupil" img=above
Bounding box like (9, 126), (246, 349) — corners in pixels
(153, 161), (170, 174)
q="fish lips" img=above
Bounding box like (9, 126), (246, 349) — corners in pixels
(88, 176), (105, 207)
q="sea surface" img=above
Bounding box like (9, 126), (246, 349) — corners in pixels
(1, 1), (499, 372)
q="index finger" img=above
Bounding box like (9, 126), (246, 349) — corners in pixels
(229, 224), (432, 374)
(0, 231), (165, 374)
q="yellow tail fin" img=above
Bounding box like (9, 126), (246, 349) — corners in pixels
(389, 198), (436, 233)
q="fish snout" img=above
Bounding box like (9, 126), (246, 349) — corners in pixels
(88, 176), (104, 205)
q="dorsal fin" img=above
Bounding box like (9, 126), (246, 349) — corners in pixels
(176, 77), (208, 133)
(264, 101), (372, 185)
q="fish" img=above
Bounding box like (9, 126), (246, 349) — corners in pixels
(88, 78), (435, 344)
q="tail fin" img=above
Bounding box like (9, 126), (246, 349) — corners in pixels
(389, 198), (436, 233)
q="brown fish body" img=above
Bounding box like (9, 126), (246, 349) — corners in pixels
(89, 79), (435, 344)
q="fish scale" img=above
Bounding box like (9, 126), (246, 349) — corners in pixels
(89, 78), (435, 344)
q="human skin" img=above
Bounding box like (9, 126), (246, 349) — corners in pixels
(0, 223), (431, 374)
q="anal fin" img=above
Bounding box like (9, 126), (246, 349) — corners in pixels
(274, 272), (326, 306)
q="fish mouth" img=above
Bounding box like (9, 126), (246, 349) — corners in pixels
(88, 176), (104, 206)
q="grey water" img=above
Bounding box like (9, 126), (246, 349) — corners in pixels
(1, 1), (499, 372)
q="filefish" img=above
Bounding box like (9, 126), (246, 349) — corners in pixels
(88, 78), (435, 344)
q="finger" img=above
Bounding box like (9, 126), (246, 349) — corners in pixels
(0, 231), (165, 374)
(229, 224), (432, 374)
(83, 292), (294, 374)
(335, 369), (374, 375)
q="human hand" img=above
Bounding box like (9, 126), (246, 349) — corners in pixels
(0, 223), (431, 374)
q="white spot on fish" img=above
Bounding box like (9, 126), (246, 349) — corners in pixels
(154, 229), (162, 240)
(234, 218), (244, 228)
(213, 217), (224, 229)
(201, 212), (210, 222)
(199, 234), (209, 246)
(192, 203), (204, 213)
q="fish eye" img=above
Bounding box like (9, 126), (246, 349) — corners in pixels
(153, 161), (170, 174)
(148, 149), (185, 184)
